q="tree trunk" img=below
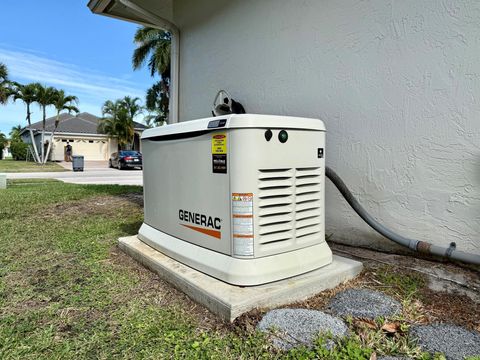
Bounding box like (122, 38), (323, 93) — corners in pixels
(43, 113), (59, 164)
(41, 106), (46, 164)
(29, 129), (40, 163)
(26, 103), (41, 163)
(42, 132), (54, 164)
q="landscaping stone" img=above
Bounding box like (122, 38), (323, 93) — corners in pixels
(328, 288), (401, 319)
(257, 308), (348, 350)
(410, 323), (480, 360)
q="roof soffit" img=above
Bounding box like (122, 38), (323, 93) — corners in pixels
(88, 0), (175, 28)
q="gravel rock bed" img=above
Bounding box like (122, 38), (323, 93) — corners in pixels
(328, 288), (402, 319)
(257, 308), (348, 350)
(410, 323), (480, 360)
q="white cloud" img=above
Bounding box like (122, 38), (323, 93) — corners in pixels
(0, 46), (149, 134)
(0, 46), (146, 104)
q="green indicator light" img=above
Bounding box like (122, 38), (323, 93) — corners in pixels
(278, 130), (288, 143)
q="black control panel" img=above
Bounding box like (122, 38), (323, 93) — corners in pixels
(207, 119), (227, 129)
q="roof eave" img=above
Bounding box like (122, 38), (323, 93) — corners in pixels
(87, 0), (176, 30)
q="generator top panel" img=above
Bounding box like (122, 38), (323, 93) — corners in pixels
(141, 113), (326, 140)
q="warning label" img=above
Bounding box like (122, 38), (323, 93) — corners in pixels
(212, 133), (227, 174)
(212, 154), (227, 174)
(232, 193), (254, 257)
(211, 133), (227, 154)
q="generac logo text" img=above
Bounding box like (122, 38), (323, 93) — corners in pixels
(179, 210), (222, 239)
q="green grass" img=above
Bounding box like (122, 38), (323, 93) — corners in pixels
(0, 179), (278, 359)
(0, 180), (446, 359)
(0, 159), (67, 173)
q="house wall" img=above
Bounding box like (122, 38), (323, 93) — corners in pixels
(173, 0), (480, 255)
(108, 138), (118, 156)
(52, 136), (111, 161)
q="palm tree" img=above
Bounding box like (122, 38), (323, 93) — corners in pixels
(102, 99), (122, 118)
(99, 98), (136, 150)
(0, 62), (11, 105)
(122, 96), (143, 120)
(9, 125), (22, 141)
(12, 82), (41, 162)
(132, 27), (171, 77)
(115, 107), (135, 148)
(36, 85), (57, 163)
(144, 110), (167, 128)
(132, 27), (171, 123)
(145, 81), (169, 124)
(43, 90), (80, 163)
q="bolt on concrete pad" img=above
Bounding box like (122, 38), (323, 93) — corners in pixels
(328, 288), (402, 319)
(410, 324), (480, 360)
(257, 308), (348, 350)
(118, 236), (363, 322)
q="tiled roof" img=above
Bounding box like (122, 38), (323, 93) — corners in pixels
(27, 112), (147, 134)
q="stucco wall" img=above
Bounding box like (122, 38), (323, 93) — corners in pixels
(173, 0), (480, 255)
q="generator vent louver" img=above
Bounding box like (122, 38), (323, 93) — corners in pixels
(257, 167), (322, 250)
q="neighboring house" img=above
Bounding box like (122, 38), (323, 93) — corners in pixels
(89, 1), (480, 257)
(20, 112), (146, 161)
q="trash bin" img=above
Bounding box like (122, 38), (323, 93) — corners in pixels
(72, 155), (84, 172)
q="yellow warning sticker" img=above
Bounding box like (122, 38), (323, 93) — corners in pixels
(211, 133), (227, 154)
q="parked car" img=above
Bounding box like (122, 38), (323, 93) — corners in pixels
(109, 150), (143, 170)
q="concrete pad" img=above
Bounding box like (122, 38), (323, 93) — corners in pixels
(119, 235), (363, 322)
(0, 173), (6, 189)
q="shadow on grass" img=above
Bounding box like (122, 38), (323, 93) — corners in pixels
(119, 220), (143, 236)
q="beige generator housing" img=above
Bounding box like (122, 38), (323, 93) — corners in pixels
(138, 114), (332, 285)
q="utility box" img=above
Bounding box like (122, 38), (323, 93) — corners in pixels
(139, 114), (332, 285)
(72, 155), (84, 172)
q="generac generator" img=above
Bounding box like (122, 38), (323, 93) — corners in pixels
(138, 114), (332, 285)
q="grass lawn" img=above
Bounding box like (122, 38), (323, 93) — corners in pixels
(0, 179), (273, 359)
(0, 180), (477, 359)
(0, 159), (68, 173)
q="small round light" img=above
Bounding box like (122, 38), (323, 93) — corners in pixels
(264, 129), (273, 141)
(278, 130), (288, 143)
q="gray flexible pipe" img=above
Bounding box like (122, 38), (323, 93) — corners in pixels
(325, 166), (480, 266)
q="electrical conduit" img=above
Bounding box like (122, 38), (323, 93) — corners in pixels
(326, 166), (480, 266)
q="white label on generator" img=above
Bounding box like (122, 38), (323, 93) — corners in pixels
(232, 193), (254, 256)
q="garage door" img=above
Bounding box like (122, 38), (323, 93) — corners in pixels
(53, 139), (108, 161)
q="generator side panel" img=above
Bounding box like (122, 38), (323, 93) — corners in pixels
(141, 132), (231, 255)
(229, 128), (327, 259)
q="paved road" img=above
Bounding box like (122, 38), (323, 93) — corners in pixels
(6, 161), (143, 186)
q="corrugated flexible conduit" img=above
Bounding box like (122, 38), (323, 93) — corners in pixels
(326, 166), (480, 266)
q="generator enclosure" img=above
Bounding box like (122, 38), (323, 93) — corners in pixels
(138, 114), (332, 285)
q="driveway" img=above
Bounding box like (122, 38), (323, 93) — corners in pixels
(6, 161), (143, 186)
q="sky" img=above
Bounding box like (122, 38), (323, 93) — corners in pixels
(0, 1), (155, 135)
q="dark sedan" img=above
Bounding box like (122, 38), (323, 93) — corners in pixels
(109, 151), (143, 170)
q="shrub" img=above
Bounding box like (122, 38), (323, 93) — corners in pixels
(10, 140), (28, 160)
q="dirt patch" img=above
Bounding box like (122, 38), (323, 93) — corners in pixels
(40, 194), (144, 219)
(421, 289), (480, 332)
(235, 244), (479, 332)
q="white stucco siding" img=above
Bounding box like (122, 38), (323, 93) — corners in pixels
(173, 0), (480, 255)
